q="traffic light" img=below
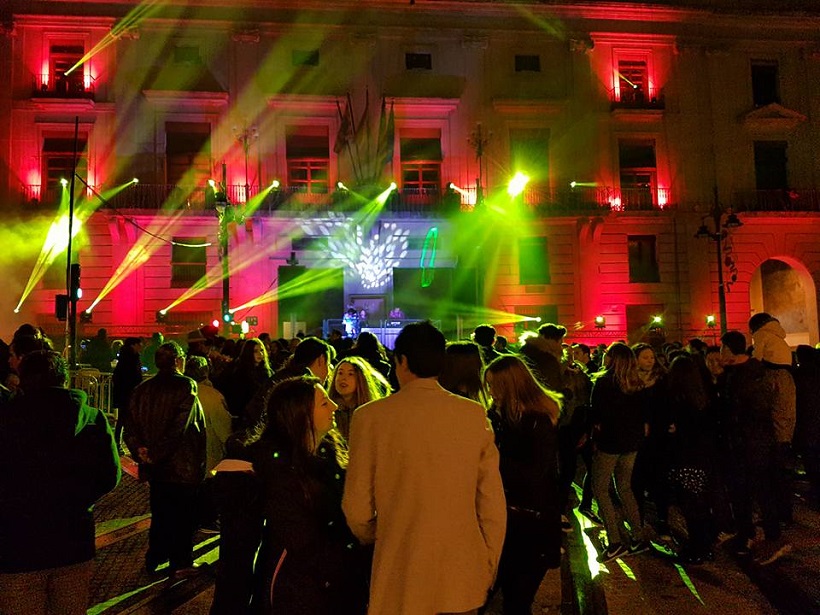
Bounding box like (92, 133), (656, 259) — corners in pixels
(221, 301), (234, 324)
(69, 263), (81, 300)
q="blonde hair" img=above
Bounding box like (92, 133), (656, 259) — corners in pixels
(483, 355), (561, 425)
(329, 356), (389, 409)
(601, 342), (644, 394)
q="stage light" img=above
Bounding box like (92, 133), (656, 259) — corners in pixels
(706, 314), (716, 328)
(212, 319), (220, 328)
(241, 320), (250, 335)
(208, 179), (217, 189)
(535, 316), (542, 322)
(60, 178), (69, 187)
(507, 172), (529, 197)
(155, 309), (167, 323)
(651, 315), (664, 327)
(595, 315), (606, 328)
(271, 179), (280, 189)
(449, 183), (456, 190)
(389, 181), (397, 191)
(80, 310), (92, 323)
(132, 177), (139, 184)
(337, 181), (348, 191)
(13, 308), (19, 314)
(570, 181), (577, 188)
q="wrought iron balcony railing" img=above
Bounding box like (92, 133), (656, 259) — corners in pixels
(610, 85), (664, 110)
(32, 74), (96, 100)
(733, 189), (820, 213)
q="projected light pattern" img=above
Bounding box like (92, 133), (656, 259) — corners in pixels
(304, 216), (409, 290)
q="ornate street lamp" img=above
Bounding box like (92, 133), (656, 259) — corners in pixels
(695, 191), (743, 335)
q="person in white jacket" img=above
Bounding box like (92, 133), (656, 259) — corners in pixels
(343, 321), (506, 615)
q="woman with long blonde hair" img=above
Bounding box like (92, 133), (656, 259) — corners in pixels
(590, 342), (649, 563)
(328, 356), (390, 441)
(483, 355), (562, 614)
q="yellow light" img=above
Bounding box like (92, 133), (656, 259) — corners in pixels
(389, 181), (397, 191)
(132, 177), (139, 184)
(159, 309), (167, 316)
(337, 181), (348, 191)
(271, 179), (280, 188)
(507, 172), (529, 197)
(570, 181), (577, 188)
(208, 179), (216, 189)
(706, 314), (716, 327)
(60, 178), (69, 187)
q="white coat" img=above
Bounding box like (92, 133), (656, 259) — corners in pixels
(342, 378), (506, 615)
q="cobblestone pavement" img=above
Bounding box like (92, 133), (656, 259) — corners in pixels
(86, 462), (820, 614)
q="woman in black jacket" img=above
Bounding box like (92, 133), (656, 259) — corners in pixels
(484, 355), (562, 615)
(590, 342), (648, 563)
(249, 376), (368, 615)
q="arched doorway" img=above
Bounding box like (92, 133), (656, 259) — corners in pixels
(750, 258), (818, 346)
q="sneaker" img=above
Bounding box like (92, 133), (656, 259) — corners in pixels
(597, 543), (627, 563)
(578, 507), (604, 525)
(627, 540), (652, 555)
(561, 515), (572, 533)
(753, 539), (793, 566)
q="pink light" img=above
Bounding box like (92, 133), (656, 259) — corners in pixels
(609, 196), (623, 212)
(657, 190), (668, 209)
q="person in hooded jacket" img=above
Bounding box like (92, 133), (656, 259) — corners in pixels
(0, 350), (121, 615)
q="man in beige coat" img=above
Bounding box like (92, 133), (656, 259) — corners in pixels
(343, 321), (506, 615)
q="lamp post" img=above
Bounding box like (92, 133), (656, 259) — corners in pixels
(468, 123), (491, 208)
(233, 123), (258, 204)
(695, 191), (743, 336)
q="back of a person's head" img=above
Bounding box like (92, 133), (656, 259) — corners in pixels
(721, 331), (747, 356)
(538, 323), (567, 341)
(667, 354), (709, 409)
(688, 338), (708, 354)
(10, 335), (52, 360)
(19, 350), (68, 391)
(292, 337), (333, 368)
(155, 341), (184, 372)
(354, 331), (381, 355)
(439, 341), (485, 401)
(13, 323), (41, 342)
(473, 324), (496, 347)
(748, 312), (775, 334)
(123, 337), (142, 352)
(260, 375), (320, 462)
(484, 354), (559, 423)
(184, 355), (210, 382)
(394, 321), (445, 378)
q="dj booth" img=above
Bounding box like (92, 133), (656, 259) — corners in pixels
(323, 319), (439, 349)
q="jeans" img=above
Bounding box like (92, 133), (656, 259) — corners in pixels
(0, 560), (94, 615)
(592, 450), (642, 546)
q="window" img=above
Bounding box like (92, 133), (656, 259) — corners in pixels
(619, 140), (656, 209)
(617, 60), (648, 104)
(751, 61), (780, 107)
(515, 54), (541, 73)
(292, 50), (320, 67)
(173, 45), (202, 65)
(405, 53), (432, 71)
(43, 135), (88, 188)
(510, 128), (549, 194)
(400, 135), (441, 193)
(518, 237), (551, 285)
(628, 235), (660, 283)
(754, 141), (788, 190)
(286, 126), (329, 194)
(49, 44), (85, 95)
(171, 238), (207, 288)
(166, 122), (211, 186)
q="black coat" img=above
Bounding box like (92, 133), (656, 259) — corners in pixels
(490, 409), (562, 569)
(0, 388), (120, 572)
(590, 372), (645, 454)
(252, 440), (368, 615)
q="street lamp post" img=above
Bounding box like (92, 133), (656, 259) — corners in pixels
(468, 123), (491, 208)
(233, 123), (258, 204)
(695, 191), (743, 336)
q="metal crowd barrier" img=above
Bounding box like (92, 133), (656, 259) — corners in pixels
(70, 369), (114, 424)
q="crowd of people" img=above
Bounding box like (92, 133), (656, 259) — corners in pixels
(1, 312), (819, 614)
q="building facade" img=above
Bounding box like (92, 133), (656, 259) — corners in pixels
(2, 0), (820, 345)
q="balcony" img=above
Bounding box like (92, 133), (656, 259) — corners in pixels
(610, 86), (664, 111)
(733, 189), (820, 213)
(17, 183), (674, 215)
(32, 74), (96, 101)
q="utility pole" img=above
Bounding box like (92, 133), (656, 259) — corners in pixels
(216, 162), (232, 332)
(66, 117), (80, 368)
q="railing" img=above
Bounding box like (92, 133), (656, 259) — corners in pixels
(733, 189), (820, 213)
(71, 369), (114, 421)
(18, 182), (676, 214)
(610, 86), (665, 110)
(32, 74), (96, 100)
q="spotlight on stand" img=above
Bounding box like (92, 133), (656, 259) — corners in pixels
(650, 315), (664, 331)
(60, 178), (69, 187)
(594, 315), (606, 329)
(80, 310), (92, 323)
(705, 314), (717, 328)
(155, 309), (167, 323)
